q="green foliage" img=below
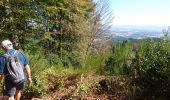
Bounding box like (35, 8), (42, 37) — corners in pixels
(0, 0), (120, 99)
(26, 51), (48, 76)
(0, 0), (95, 66)
(0, 0), (38, 48)
(78, 51), (111, 75)
(46, 53), (61, 65)
(99, 38), (170, 97)
(142, 39), (170, 76)
(77, 83), (89, 93)
(22, 76), (45, 99)
(0, 49), (4, 55)
(34, 0), (95, 66)
(133, 39), (170, 86)
(103, 42), (132, 75)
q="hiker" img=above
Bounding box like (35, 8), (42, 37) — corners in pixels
(0, 40), (32, 100)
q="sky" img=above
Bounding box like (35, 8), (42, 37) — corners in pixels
(108, 0), (170, 26)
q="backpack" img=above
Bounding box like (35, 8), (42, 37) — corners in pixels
(3, 50), (25, 83)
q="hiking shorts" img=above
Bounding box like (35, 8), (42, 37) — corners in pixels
(3, 76), (25, 97)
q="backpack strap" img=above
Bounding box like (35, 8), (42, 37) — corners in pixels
(3, 53), (10, 58)
(2, 50), (20, 75)
(3, 54), (10, 63)
(13, 50), (20, 57)
(13, 50), (18, 55)
(3, 50), (19, 57)
(2, 54), (11, 76)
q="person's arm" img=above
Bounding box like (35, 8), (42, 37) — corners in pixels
(0, 56), (5, 83)
(25, 64), (32, 86)
(19, 51), (32, 85)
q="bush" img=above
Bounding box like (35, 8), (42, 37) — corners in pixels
(130, 38), (170, 97)
(137, 39), (170, 79)
(101, 38), (170, 97)
(103, 42), (133, 75)
(22, 50), (49, 99)
(80, 51), (111, 75)
(22, 76), (45, 99)
(46, 53), (61, 65)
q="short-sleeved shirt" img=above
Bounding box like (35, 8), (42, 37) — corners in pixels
(0, 49), (29, 82)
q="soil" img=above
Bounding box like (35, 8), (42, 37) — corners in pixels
(31, 74), (127, 100)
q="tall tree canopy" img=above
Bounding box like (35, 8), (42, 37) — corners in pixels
(0, 0), (112, 66)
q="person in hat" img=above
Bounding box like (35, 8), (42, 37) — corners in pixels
(0, 40), (32, 100)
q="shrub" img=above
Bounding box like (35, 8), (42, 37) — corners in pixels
(22, 76), (45, 99)
(136, 39), (170, 81)
(103, 42), (133, 75)
(130, 38), (170, 97)
(77, 83), (89, 93)
(22, 50), (49, 99)
(80, 51), (111, 75)
(46, 53), (61, 65)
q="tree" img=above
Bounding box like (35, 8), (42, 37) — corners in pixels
(85, 0), (114, 56)
(0, 0), (98, 66)
(0, 0), (37, 49)
(33, 0), (95, 66)
(162, 26), (170, 37)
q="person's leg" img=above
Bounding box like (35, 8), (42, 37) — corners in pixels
(7, 96), (15, 100)
(3, 85), (16, 100)
(3, 96), (15, 100)
(14, 90), (21, 100)
(15, 82), (24, 100)
(3, 77), (16, 100)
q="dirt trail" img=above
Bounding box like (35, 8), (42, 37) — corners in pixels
(30, 75), (126, 100)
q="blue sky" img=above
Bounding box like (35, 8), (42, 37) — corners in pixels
(107, 0), (170, 26)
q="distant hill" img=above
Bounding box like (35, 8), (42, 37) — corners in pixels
(110, 25), (164, 39)
(112, 36), (136, 43)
